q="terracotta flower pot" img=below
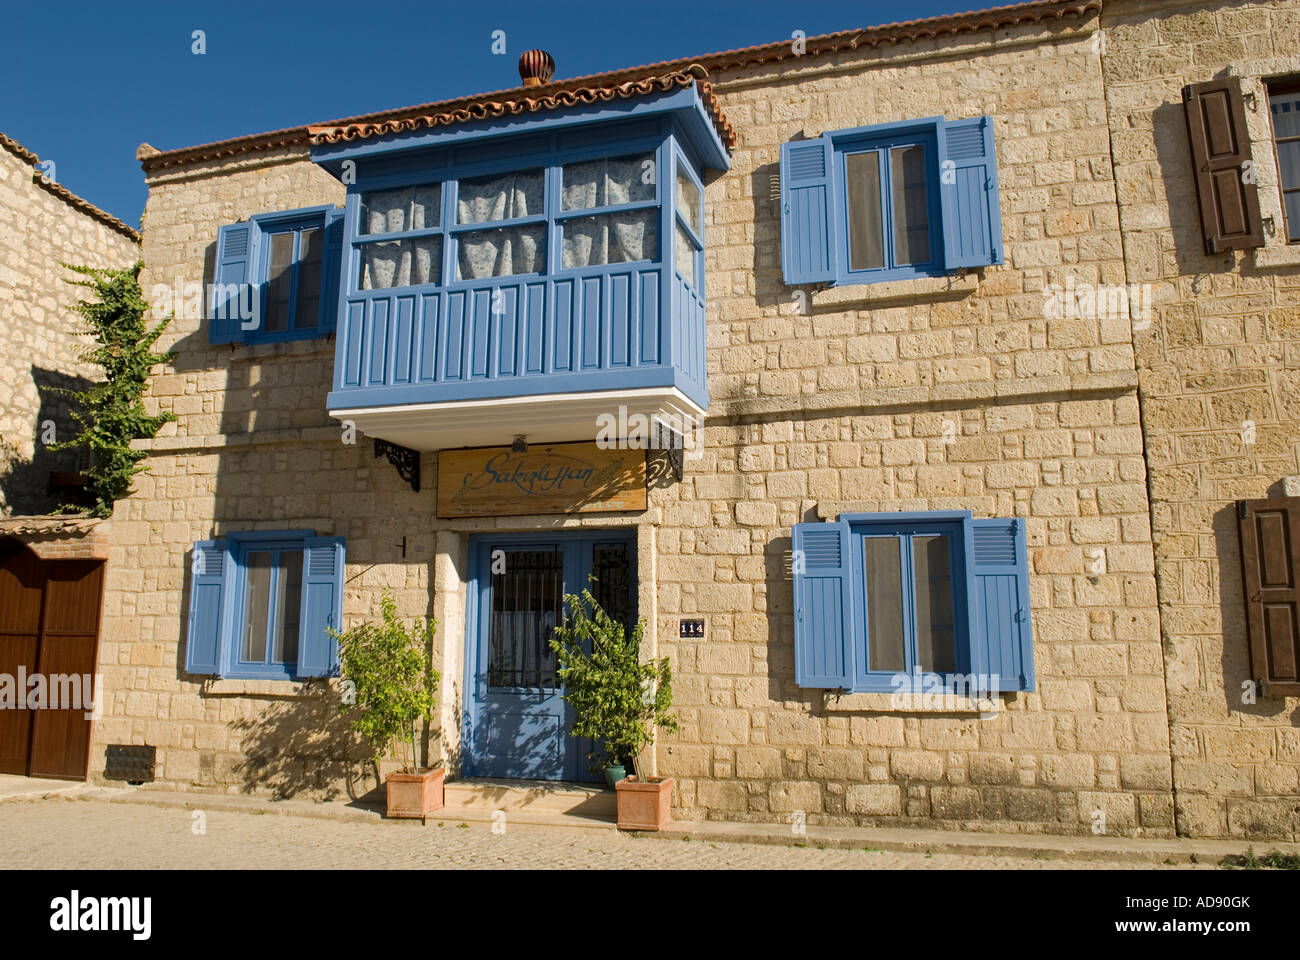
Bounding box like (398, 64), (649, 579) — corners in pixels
(615, 776), (674, 831)
(385, 766), (444, 821)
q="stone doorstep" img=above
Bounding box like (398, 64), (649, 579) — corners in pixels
(0, 775), (91, 803)
(52, 787), (1300, 865)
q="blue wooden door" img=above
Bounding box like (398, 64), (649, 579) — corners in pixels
(465, 532), (635, 782)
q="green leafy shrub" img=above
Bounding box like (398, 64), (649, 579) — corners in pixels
(48, 261), (175, 516)
(549, 588), (677, 776)
(334, 591), (439, 774)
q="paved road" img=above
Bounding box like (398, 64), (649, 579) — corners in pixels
(0, 796), (1204, 869)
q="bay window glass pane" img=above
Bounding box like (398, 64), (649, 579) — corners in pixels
(265, 232), (294, 332)
(240, 551), (272, 663)
(457, 169), (544, 224)
(562, 211), (658, 269)
(295, 227), (322, 329)
(675, 165), (702, 235)
(674, 222), (699, 289)
(913, 534), (956, 675)
(846, 152), (884, 271)
(271, 551), (303, 664)
(864, 537), (905, 673)
(359, 237), (442, 290)
(457, 225), (545, 280)
(890, 144), (931, 266)
(359, 185), (441, 235)
(562, 153), (655, 211)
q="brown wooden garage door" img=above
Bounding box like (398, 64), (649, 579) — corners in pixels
(0, 541), (103, 780)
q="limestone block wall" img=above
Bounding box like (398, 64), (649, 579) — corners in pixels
(0, 136), (139, 515)
(1102, 0), (1300, 840)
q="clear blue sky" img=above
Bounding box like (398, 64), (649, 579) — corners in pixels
(2, 0), (980, 226)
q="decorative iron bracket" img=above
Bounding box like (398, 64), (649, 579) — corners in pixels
(373, 439), (420, 492)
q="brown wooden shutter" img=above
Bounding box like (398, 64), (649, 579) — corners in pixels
(1237, 497), (1300, 697)
(1183, 79), (1265, 254)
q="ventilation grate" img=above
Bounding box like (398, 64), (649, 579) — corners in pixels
(788, 142), (826, 181)
(801, 528), (841, 568)
(973, 524), (1017, 566)
(945, 124), (986, 161)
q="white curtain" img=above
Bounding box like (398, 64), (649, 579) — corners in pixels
(360, 185), (440, 235)
(562, 210), (657, 269)
(456, 170), (545, 279)
(562, 153), (654, 211)
(360, 237), (441, 290)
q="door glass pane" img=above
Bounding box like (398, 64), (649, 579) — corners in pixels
(913, 534), (956, 675)
(489, 549), (562, 689)
(240, 551), (272, 662)
(591, 543), (632, 633)
(890, 145), (931, 266)
(864, 536), (905, 672)
(295, 227), (322, 329)
(265, 233), (294, 332)
(272, 551), (303, 664)
(846, 151), (884, 271)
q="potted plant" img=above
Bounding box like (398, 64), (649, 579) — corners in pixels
(550, 588), (678, 830)
(334, 590), (441, 821)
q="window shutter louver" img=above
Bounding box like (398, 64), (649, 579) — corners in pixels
(969, 518), (1035, 692)
(185, 539), (229, 675)
(940, 116), (1003, 270)
(792, 521), (855, 688)
(779, 137), (837, 284)
(210, 221), (257, 344)
(1236, 498), (1300, 697)
(297, 537), (345, 678)
(1183, 79), (1265, 254)
(321, 209), (345, 334)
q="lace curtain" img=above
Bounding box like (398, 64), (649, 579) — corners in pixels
(561, 153), (656, 269)
(359, 186), (442, 290)
(457, 170), (546, 280)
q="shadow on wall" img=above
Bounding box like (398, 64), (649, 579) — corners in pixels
(0, 366), (95, 516)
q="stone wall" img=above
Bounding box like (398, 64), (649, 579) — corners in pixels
(0, 137), (139, 515)
(1102, 0), (1300, 840)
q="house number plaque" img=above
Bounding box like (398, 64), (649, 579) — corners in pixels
(679, 618), (705, 638)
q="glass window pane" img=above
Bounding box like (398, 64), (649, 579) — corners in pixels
(674, 222), (699, 289)
(1277, 139), (1300, 191)
(1270, 92), (1300, 139)
(675, 165), (702, 235)
(489, 548), (562, 689)
(240, 551), (272, 663)
(562, 211), (658, 269)
(456, 225), (546, 280)
(359, 185), (441, 235)
(457, 169), (544, 224)
(1285, 191), (1300, 242)
(846, 152), (884, 271)
(562, 153), (656, 211)
(272, 551), (302, 664)
(265, 233), (294, 333)
(359, 237), (442, 290)
(864, 536), (905, 673)
(890, 144), (931, 266)
(913, 534), (956, 675)
(295, 227), (322, 329)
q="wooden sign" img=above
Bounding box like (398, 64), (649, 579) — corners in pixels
(436, 441), (647, 518)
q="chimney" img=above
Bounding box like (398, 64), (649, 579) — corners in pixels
(519, 49), (555, 87)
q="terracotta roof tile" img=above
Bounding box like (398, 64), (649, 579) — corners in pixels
(141, 0), (1099, 174)
(2, 133), (140, 241)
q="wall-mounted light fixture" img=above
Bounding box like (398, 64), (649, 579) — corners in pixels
(512, 435), (528, 453)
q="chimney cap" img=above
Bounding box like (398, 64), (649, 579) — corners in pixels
(519, 49), (555, 87)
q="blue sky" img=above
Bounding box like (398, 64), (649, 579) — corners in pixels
(2, 0), (980, 226)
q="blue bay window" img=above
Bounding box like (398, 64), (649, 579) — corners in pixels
(792, 511), (1034, 694)
(184, 531), (345, 680)
(780, 116), (1003, 286)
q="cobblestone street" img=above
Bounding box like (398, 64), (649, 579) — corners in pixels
(0, 797), (1207, 869)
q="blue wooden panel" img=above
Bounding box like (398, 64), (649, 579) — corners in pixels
(525, 283), (545, 374)
(791, 521), (855, 688)
(418, 293), (439, 382)
(298, 537), (345, 678)
(780, 138), (836, 284)
(185, 540), (228, 675)
(444, 290), (466, 380)
(553, 279), (574, 372)
(393, 295), (415, 384)
(495, 285), (519, 377)
(969, 517), (1035, 691)
(342, 301), (364, 387)
(941, 116), (1003, 269)
(610, 272), (630, 367)
(639, 271), (659, 365)
(367, 298), (390, 386)
(581, 275), (601, 369)
(210, 222), (254, 344)
(470, 289), (490, 379)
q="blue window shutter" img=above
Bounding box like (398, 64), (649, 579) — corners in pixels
(185, 540), (229, 675)
(940, 117), (1004, 269)
(210, 221), (257, 344)
(321, 209), (345, 334)
(792, 521), (855, 688)
(780, 137), (837, 284)
(298, 536), (345, 677)
(969, 518), (1035, 692)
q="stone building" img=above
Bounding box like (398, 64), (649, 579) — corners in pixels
(37, 0), (1298, 840)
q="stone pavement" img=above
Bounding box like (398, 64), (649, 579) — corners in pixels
(0, 792), (1221, 869)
